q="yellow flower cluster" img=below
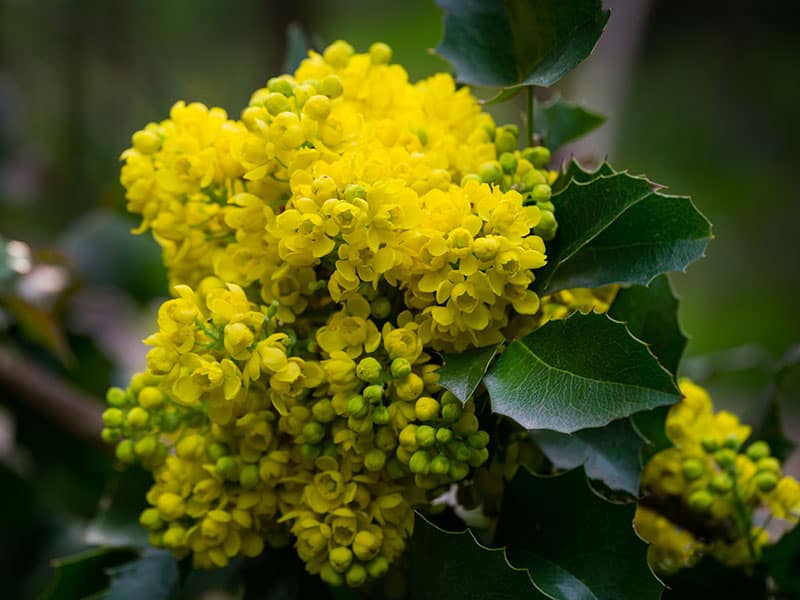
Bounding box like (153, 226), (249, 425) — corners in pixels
(108, 40), (567, 586)
(636, 379), (800, 573)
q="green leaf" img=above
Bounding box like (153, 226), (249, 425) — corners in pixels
(749, 346), (800, 461)
(437, 345), (499, 403)
(552, 159), (614, 194)
(408, 513), (544, 600)
(85, 468), (152, 548)
(530, 417), (645, 496)
(609, 274), (687, 375)
(434, 0), (609, 89)
(763, 526), (800, 597)
(45, 548), (135, 600)
(1, 294), (74, 365)
(0, 236), (12, 288)
(105, 550), (179, 600)
(631, 405), (672, 461)
(497, 468), (662, 599)
(282, 22), (312, 74)
(534, 97), (605, 150)
(534, 166), (713, 295)
(659, 557), (768, 599)
(484, 312), (681, 433)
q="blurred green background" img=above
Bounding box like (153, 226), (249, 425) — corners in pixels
(0, 0), (798, 597)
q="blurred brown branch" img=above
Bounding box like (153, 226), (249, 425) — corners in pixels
(0, 344), (103, 444)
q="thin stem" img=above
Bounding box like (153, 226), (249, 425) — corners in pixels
(729, 462), (758, 563)
(526, 86), (535, 146)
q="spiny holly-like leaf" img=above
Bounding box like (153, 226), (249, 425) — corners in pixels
(483, 312), (681, 433)
(534, 97), (605, 150)
(530, 417), (645, 496)
(552, 159), (614, 194)
(609, 274), (687, 375)
(437, 345), (499, 403)
(44, 548), (135, 600)
(105, 550), (179, 600)
(497, 468), (662, 599)
(534, 166), (713, 296)
(408, 513), (544, 600)
(434, 0), (609, 89)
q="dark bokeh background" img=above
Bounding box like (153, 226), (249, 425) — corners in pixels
(0, 1), (798, 597)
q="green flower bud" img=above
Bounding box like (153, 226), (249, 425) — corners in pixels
(467, 431), (490, 450)
(519, 167), (546, 191)
(524, 146), (551, 168)
(688, 489), (713, 512)
(312, 399), (336, 423)
(713, 448), (736, 468)
(415, 425), (437, 448)
(532, 183), (551, 203)
(461, 173), (482, 186)
(139, 508), (162, 530)
(723, 434), (742, 451)
(160, 412), (182, 433)
(364, 448), (387, 472)
(366, 556), (389, 579)
(102, 408), (124, 428)
(469, 447), (489, 467)
(746, 441), (771, 462)
(216, 456), (238, 479)
(372, 405), (391, 425)
(344, 183), (366, 202)
(106, 387), (127, 407)
(386, 457), (406, 479)
(300, 443), (321, 461)
(135, 436), (158, 457)
(435, 427), (453, 444)
(499, 152), (518, 174)
(494, 126), (518, 154)
(536, 200), (555, 212)
(479, 161), (502, 184)
(533, 210), (557, 241)
(710, 473), (733, 493)
(757, 457), (781, 475)
(101, 428), (121, 443)
(329, 546), (354, 573)
(347, 395), (368, 418)
(115, 439), (135, 464)
(409, 450), (430, 474)
(319, 74), (343, 98)
(206, 442), (228, 462)
(399, 424), (418, 449)
(369, 42), (392, 64)
(345, 563), (367, 587)
(267, 77), (294, 96)
(265, 92), (291, 115)
(302, 421), (326, 444)
(701, 436), (720, 453)
(448, 441), (472, 462)
(754, 471), (778, 492)
(441, 402), (462, 424)
(390, 357), (412, 379)
(363, 384), (384, 404)
(356, 357), (383, 383)
(240, 464), (260, 489)
(681, 458), (705, 481)
(370, 297), (391, 319)
(449, 460), (470, 481)
(430, 454), (450, 475)
(320, 564), (344, 586)
(321, 442), (338, 458)
(126, 406), (149, 429)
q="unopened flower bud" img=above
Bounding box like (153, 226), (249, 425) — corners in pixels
(430, 454), (450, 475)
(499, 152), (518, 174)
(102, 408), (124, 428)
(435, 427), (453, 444)
(523, 146), (551, 168)
(415, 396), (440, 421)
(372, 405), (390, 425)
(415, 425), (437, 448)
(681, 458), (705, 481)
(369, 42), (392, 65)
(713, 448), (736, 468)
(441, 402), (462, 424)
(363, 384), (383, 404)
(106, 387), (127, 407)
(126, 406), (149, 429)
(409, 450), (430, 474)
(746, 441), (771, 462)
(467, 431), (490, 450)
(347, 395), (368, 418)
(532, 183), (551, 203)
(364, 448), (387, 472)
(267, 77), (294, 96)
(345, 563), (367, 587)
(329, 546), (354, 573)
(302, 421), (326, 444)
(710, 473), (733, 493)
(319, 74), (344, 98)
(479, 161), (502, 184)
(115, 439), (135, 463)
(356, 357), (383, 382)
(688, 489), (713, 512)
(216, 456), (238, 479)
(240, 464), (260, 489)
(754, 471), (778, 492)
(390, 357), (412, 378)
(757, 457), (781, 475)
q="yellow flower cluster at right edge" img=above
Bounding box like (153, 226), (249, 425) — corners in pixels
(635, 379), (800, 574)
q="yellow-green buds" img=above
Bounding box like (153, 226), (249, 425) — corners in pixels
(347, 395), (368, 418)
(435, 427), (453, 444)
(324, 41), (355, 67)
(479, 161), (502, 184)
(710, 473), (733, 494)
(139, 508), (162, 530)
(494, 125), (518, 154)
(240, 464), (260, 489)
(356, 358), (382, 382)
(499, 152), (518, 174)
(415, 397), (440, 421)
(713, 448), (736, 468)
(369, 42), (392, 64)
(106, 387), (127, 407)
(126, 406), (150, 429)
(688, 489), (713, 512)
(370, 297), (391, 319)
(754, 471), (778, 492)
(532, 184), (551, 203)
(522, 146), (551, 168)
(312, 399), (336, 423)
(265, 92), (291, 115)
(302, 421), (326, 444)
(363, 384), (383, 404)
(364, 448), (387, 471)
(329, 546), (354, 572)
(345, 563), (367, 587)
(319, 74), (343, 98)
(409, 450), (430, 474)
(115, 439), (135, 463)
(303, 95), (332, 121)
(430, 454), (450, 475)
(681, 458), (705, 481)
(757, 457), (781, 474)
(746, 441), (771, 461)
(415, 425), (437, 448)
(216, 456), (238, 479)
(372, 405), (390, 425)
(267, 76), (294, 96)
(467, 431), (490, 450)
(441, 402), (462, 424)
(390, 358), (412, 379)
(102, 408), (124, 428)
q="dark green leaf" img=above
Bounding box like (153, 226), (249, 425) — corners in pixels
(659, 557), (768, 599)
(408, 513), (544, 600)
(497, 468), (662, 599)
(0, 236), (12, 287)
(282, 22), (312, 74)
(534, 97), (605, 150)
(631, 405), (672, 461)
(534, 166), (713, 295)
(763, 526), (800, 597)
(530, 418), (645, 496)
(106, 550), (179, 600)
(434, 0), (609, 89)
(437, 345), (499, 403)
(1, 294), (74, 365)
(44, 548), (135, 600)
(749, 346), (800, 461)
(484, 313), (680, 433)
(609, 274), (687, 375)
(552, 159), (614, 194)
(85, 468), (152, 548)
